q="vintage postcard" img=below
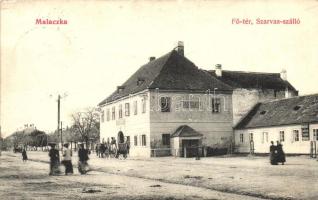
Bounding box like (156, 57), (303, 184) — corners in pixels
(1, 0), (318, 199)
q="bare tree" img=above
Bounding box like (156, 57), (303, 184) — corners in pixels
(71, 107), (100, 148)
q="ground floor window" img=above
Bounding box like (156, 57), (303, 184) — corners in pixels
(293, 130), (299, 142)
(134, 135), (138, 146)
(262, 132), (268, 143)
(239, 133), (244, 143)
(142, 135), (146, 146)
(279, 131), (285, 142)
(313, 129), (318, 141)
(162, 134), (170, 146)
(249, 133), (253, 142)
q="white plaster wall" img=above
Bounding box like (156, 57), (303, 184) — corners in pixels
(100, 91), (151, 157)
(235, 123), (318, 154)
(149, 91), (234, 152)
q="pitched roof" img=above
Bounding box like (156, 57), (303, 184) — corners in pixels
(170, 125), (203, 138)
(209, 70), (297, 92)
(235, 94), (318, 129)
(98, 50), (232, 106)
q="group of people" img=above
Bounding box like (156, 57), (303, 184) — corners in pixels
(269, 141), (286, 165)
(48, 142), (90, 175)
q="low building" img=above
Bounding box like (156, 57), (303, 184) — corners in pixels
(234, 94), (318, 154)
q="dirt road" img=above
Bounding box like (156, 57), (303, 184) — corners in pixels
(0, 152), (263, 200)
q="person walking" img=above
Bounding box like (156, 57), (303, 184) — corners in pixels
(269, 141), (277, 165)
(22, 148), (28, 162)
(62, 143), (73, 175)
(48, 143), (60, 175)
(78, 143), (89, 174)
(276, 141), (286, 165)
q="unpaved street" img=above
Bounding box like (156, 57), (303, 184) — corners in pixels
(0, 152), (264, 200)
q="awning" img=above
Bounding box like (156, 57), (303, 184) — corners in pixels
(170, 125), (203, 138)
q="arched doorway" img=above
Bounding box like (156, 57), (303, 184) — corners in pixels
(118, 131), (125, 143)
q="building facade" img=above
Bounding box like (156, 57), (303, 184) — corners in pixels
(234, 94), (318, 154)
(98, 41), (299, 157)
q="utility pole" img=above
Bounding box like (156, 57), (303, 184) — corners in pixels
(60, 121), (63, 151)
(57, 94), (61, 150)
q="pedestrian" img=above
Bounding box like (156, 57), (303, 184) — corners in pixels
(22, 148), (28, 162)
(78, 143), (89, 174)
(269, 141), (277, 165)
(48, 143), (60, 175)
(276, 141), (286, 165)
(62, 143), (73, 175)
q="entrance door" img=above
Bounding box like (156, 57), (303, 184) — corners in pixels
(181, 139), (199, 157)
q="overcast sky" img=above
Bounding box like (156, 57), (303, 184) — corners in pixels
(1, 0), (318, 137)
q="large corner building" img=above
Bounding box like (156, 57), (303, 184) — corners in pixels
(98, 42), (298, 157)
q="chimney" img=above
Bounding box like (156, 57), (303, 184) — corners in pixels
(280, 69), (287, 81)
(176, 41), (184, 56)
(215, 64), (222, 77)
(149, 57), (156, 62)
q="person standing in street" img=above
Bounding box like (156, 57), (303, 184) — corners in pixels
(276, 141), (286, 165)
(22, 147), (28, 162)
(269, 141), (277, 165)
(62, 143), (73, 175)
(78, 143), (89, 174)
(48, 143), (60, 175)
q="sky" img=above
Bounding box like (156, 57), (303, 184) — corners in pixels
(1, 0), (318, 137)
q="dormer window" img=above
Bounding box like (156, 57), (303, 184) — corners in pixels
(260, 110), (267, 115)
(137, 78), (145, 86)
(117, 86), (125, 93)
(293, 105), (301, 111)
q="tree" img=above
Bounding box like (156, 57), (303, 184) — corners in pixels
(71, 107), (100, 147)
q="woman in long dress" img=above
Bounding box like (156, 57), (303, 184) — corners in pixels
(62, 143), (73, 175)
(49, 143), (60, 175)
(269, 141), (277, 165)
(78, 143), (89, 174)
(276, 141), (286, 165)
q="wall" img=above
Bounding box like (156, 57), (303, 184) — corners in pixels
(99, 90), (151, 157)
(234, 123), (318, 154)
(232, 88), (296, 126)
(149, 91), (234, 154)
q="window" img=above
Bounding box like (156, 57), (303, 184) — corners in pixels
(133, 101), (138, 115)
(182, 100), (201, 110)
(293, 130), (299, 142)
(262, 132), (268, 143)
(134, 136), (138, 146)
(125, 103), (130, 116)
(111, 107), (116, 120)
(239, 133), (244, 143)
(249, 133), (253, 142)
(160, 97), (171, 112)
(106, 109), (110, 121)
(301, 124), (309, 141)
(101, 110), (105, 123)
(142, 135), (146, 146)
(141, 98), (146, 113)
(162, 134), (170, 146)
(212, 98), (221, 113)
(279, 131), (285, 142)
(264, 132), (269, 143)
(313, 129), (318, 141)
(119, 104), (123, 118)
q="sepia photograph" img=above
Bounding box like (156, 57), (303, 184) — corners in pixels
(1, 0), (318, 199)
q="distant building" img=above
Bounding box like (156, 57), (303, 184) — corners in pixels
(209, 68), (298, 125)
(98, 41), (299, 157)
(234, 94), (318, 154)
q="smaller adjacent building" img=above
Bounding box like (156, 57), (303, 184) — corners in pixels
(234, 94), (318, 154)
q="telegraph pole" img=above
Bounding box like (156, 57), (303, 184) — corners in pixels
(57, 94), (61, 150)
